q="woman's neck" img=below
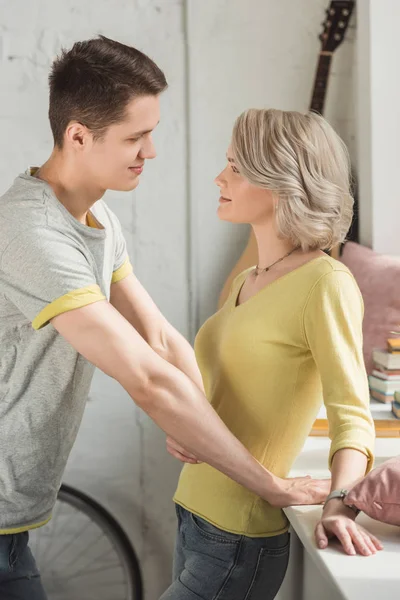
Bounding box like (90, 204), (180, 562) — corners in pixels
(252, 223), (299, 270)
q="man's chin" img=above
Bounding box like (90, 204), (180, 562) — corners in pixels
(109, 178), (140, 192)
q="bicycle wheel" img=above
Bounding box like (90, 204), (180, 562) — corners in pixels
(29, 484), (143, 600)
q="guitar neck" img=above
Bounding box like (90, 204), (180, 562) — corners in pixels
(309, 53), (333, 114)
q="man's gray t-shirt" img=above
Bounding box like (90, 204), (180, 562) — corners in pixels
(0, 170), (132, 532)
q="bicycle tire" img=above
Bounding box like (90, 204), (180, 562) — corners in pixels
(58, 484), (143, 600)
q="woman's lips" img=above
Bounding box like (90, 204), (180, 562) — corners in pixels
(219, 196), (231, 203)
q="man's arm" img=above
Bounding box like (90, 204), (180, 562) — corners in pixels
(52, 300), (329, 507)
(110, 273), (204, 392)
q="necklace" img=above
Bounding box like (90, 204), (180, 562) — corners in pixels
(254, 246), (299, 277)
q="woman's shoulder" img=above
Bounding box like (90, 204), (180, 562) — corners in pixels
(306, 253), (355, 283)
(305, 254), (361, 304)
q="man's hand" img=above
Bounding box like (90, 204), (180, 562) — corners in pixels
(268, 476), (331, 508)
(166, 436), (202, 464)
(315, 499), (383, 556)
(167, 438), (330, 505)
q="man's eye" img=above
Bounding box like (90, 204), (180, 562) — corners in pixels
(128, 136), (141, 143)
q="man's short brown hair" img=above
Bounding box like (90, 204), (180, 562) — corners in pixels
(49, 35), (167, 147)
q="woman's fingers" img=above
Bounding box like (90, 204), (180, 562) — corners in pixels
(315, 521), (329, 549)
(358, 525), (384, 552)
(360, 531), (378, 555)
(317, 517), (384, 556)
(332, 523), (356, 555)
(348, 525), (373, 556)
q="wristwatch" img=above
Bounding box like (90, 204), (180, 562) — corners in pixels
(324, 489), (360, 516)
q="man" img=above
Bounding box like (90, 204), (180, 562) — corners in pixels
(0, 36), (328, 598)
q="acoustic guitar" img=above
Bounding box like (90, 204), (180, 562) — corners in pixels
(218, 0), (355, 309)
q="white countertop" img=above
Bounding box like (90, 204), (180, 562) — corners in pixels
(285, 436), (400, 600)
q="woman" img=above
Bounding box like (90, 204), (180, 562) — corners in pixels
(161, 109), (382, 600)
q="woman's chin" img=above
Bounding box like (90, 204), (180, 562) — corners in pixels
(217, 204), (234, 222)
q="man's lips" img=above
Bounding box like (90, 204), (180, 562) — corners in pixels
(129, 165), (144, 174)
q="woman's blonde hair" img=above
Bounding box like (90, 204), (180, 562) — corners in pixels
(231, 108), (353, 251)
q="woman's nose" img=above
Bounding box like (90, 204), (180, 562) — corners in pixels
(214, 170), (225, 187)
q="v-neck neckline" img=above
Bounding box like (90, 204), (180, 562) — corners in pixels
(233, 256), (327, 309)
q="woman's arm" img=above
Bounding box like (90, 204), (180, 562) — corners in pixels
(304, 268), (382, 555)
(316, 448), (383, 555)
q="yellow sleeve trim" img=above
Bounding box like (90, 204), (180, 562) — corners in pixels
(32, 284), (106, 330)
(112, 258), (133, 284)
(329, 439), (375, 474)
(0, 516), (51, 534)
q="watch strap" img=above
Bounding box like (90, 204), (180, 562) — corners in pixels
(324, 489), (360, 516)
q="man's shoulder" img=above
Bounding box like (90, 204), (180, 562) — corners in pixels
(0, 174), (47, 250)
(0, 173), (74, 257)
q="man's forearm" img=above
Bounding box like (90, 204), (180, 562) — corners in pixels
(110, 275), (204, 392)
(130, 360), (278, 500)
(154, 324), (205, 393)
(52, 301), (277, 502)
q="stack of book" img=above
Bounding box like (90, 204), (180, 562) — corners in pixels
(393, 391), (400, 419)
(368, 348), (400, 404)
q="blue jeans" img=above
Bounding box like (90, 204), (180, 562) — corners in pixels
(0, 532), (47, 599)
(160, 505), (290, 600)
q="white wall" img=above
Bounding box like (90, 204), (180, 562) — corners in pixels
(0, 1), (357, 598)
(357, 0), (400, 256)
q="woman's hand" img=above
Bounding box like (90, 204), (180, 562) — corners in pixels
(166, 436), (202, 464)
(315, 499), (383, 556)
(268, 476), (331, 507)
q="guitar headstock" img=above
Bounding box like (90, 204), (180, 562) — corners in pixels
(319, 1), (355, 53)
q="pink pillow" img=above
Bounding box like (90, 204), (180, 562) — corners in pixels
(340, 242), (400, 374)
(344, 456), (400, 525)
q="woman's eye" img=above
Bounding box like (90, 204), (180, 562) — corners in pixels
(231, 165), (240, 174)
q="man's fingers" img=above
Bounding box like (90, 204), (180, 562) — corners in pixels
(166, 437), (198, 460)
(166, 446), (198, 464)
(308, 479), (331, 505)
(315, 522), (329, 549)
(166, 437), (201, 464)
(314, 482), (331, 504)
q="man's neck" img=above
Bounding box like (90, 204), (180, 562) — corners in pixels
(35, 150), (105, 225)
